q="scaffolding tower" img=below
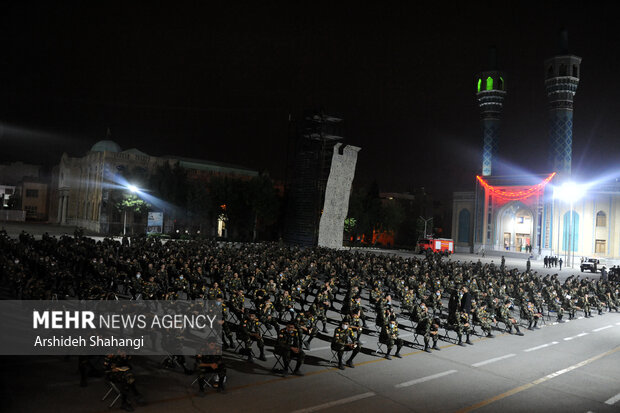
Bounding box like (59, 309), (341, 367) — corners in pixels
(283, 111), (344, 246)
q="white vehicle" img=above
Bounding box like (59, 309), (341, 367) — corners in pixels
(580, 257), (603, 273)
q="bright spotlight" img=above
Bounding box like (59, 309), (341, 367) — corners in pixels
(553, 181), (585, 203)
(127, 184), (138, 193)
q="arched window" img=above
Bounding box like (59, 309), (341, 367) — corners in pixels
(559, 64), (567, 76)
(486, 76), (493, 90)
(458, 209), (471, 243)
(547, 65), (554, 78)
(562, 211), (579, 252)
(572, 64), (579, 77)
(596, 211), (607, 227)
(477, 78), (481, 93)
(498, 77), (504, 90)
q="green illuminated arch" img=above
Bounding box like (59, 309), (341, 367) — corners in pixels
(477, 78), (481, 92)
(499, 76), (504, 90)
(486, 76), (493, 90)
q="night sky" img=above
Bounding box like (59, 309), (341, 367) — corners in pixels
(2, 2), (620, 200)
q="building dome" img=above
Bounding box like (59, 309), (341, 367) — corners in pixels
(90, 140), (122, 153)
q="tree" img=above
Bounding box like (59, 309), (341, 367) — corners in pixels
(379, 200), (405, 232)
(115, 193), (150, 235)
(186, 180), (211, 231)
(247, 174), (280, 241)
(148, 162), (189, 223)
(347, 182), (382, 241)
(112, 166), (151, 235)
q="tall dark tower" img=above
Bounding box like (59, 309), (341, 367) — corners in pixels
(545, 29), (581, 176)
(476, 47), (506, 176)
(283, 111), (344, 246)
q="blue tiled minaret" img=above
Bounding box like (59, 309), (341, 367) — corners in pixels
(546, 30), (581, 176)
(476, 47), (506, 176)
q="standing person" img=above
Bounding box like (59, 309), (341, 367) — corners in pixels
(559, 258), (563, 270)
(460, 286), (472, 316)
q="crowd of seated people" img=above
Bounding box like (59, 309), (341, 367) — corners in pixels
(2, 230), (618, 410)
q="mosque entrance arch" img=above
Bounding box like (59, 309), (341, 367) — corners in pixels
(495, 202), (534, 253)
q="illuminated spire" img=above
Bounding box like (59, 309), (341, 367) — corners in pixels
(476, 46), (506, 176)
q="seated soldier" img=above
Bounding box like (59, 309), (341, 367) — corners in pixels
(162, 328), (192, 374)
(472, 300), (495, 338)
(416, 302), (440, 352)
(104, 351), (145, 412)
(195, 339), (226, 395)
(274, 322), (305, 376)
(549, 294), (565, 322)
(258, 297), (280, 332)
(350, 295), (368, 327)
(380, 319), (403, 360)
(562, 294), (577, 320)
(296, 309), (319, 350)
(311, 302), (329, 333)
(239, 312), (267, 362)
(523, 301), (542, 330)
(348, 310), (364, 345)
(497, 300), (524, 336)
(276, 290), (295, 322)
(448, 308), (473, 346)
(577, 293), (592, 318)
(332, 319), (360, 370)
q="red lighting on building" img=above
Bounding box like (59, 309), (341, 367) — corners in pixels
(476, 172), (556, 201)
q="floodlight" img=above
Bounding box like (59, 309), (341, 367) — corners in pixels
(553, 181), (585, 203)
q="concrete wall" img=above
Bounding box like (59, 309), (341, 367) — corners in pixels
(318, 144), (361, 249)
(21, 182), (48, 221)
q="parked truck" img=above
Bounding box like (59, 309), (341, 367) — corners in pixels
(418, 238), (454, 255)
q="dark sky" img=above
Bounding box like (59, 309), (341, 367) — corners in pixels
(2, 1), (619, 200)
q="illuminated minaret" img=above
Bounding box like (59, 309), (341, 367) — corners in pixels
(476, 47), (506, 176)
(545, 29), (581, 176)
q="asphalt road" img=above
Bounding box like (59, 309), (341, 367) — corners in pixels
(3, 295), (619, 413)
(1, 239), (617, 413)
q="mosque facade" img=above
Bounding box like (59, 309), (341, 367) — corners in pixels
(452, 34), (620, 263)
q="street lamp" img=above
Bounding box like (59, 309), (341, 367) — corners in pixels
(554, 182), (585, 268)
(419, 216), (433, 239)
(123, 184), (140, 236)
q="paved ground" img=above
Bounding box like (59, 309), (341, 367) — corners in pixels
(1, 234), (618, 412)
(3, 294), (619, 412)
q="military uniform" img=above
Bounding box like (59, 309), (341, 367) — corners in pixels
(239, 315), (266, 361)
(259, 300), (280, 332)
(416, 307), (440, 352)
(274, 326), (305, 375)
(449, 310), (473, 346)
(472, 303), (495, 338)
(295, 312), (318, 350)
(379, 322), (403, 359)
(497, 303), (524, 335)
(104, 354), (144, 411)
(195, 350), (226, 393)
(331, 325), (360, 369)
